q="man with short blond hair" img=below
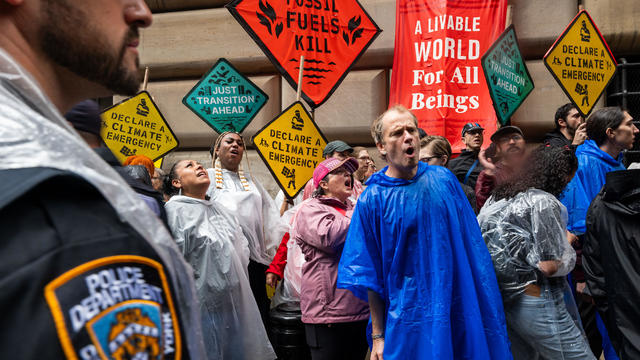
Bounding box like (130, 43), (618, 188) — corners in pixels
(338, 106), (511, 360)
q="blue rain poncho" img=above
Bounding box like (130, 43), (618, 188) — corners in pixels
(337, 163), (512, 360)
(165, 196), (276, 360)
(560, 140), (625, 234)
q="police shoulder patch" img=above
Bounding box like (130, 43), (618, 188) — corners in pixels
(44, 255), (182, 360)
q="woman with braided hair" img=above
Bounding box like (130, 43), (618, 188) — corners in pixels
(207, 131), (286, 326)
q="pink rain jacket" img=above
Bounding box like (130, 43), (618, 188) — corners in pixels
(292, 197), (370, 324)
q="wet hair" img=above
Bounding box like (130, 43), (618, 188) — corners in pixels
(162, 161), (182, 198)
(371, 105), (417, 145)
(586, 107), (628, 146)
(492, 145), (578, 201)
(554, 103), (578, 129)
(124, 165), (152, 186)
(123, 155), (154, 177)
(420, 136), (452, 164)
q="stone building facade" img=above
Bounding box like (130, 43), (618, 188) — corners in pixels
(133, 0), (639, 196)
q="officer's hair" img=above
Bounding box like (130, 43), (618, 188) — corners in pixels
(371, 105), (417, 145)
(554, 103), (578, 129)
(586, 107), (628, 146)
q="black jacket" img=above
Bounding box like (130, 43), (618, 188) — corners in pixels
(95, 147), (169, 228)
(543, 129), (571, 147)
(448, 149), (483, 189)
(0, 167), (189, 359)
(584, 169), (640, 359)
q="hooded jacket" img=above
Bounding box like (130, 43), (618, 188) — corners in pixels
(292, 197), (369, 324)
(584, 169), (640, 359)
(543, 129), (571, 147)
(338, 163), (512, 360)
(165, 196), (275, 360)
(560, 139), (625, 234)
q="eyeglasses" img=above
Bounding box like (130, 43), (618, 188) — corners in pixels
(495, 134), (523, 144)
(420, 155), (441, 163)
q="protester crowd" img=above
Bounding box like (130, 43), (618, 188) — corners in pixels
(2, 1), (640, 360)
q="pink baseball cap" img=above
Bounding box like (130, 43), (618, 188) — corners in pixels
(313, 157), (359, 189)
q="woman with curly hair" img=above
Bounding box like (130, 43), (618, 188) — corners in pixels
(478, 146), (595, 360)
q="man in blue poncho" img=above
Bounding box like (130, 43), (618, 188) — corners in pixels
(560, 107), (637, 360)
(337, 105), (512, 360)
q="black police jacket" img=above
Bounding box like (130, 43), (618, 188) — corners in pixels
(0, 167), (189, 360)
(584, 169), (640, 359)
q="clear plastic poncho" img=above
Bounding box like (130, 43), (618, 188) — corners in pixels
(165, 195), (276, 360)
(206, 168), (284, 265)
(270, 201), (309, 310)
(477, 189), (576, 302)
(0, 49), (206, 357)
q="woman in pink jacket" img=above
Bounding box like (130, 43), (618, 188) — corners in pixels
(292, 157), (370, 360)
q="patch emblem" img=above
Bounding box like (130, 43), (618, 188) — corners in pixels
(45, 256), (181, 360)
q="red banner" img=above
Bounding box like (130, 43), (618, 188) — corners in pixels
(389, 0), (507, 152)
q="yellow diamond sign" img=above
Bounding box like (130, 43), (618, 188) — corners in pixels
(544, 10), (617, 117)
(253, 102), (327, 199)
(101, 91), (179, 163)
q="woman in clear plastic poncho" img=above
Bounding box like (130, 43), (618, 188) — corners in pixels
(477, 146), (595, 360)
(163, 160), (276, 360)
(206, 132), (285, 323)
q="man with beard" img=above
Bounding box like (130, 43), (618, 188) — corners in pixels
(337, 105), (512, 360)
(560, 107), (637, 360)
(448, 122), (484, 189)
(0, 1), (205, 359)
(544, 103), (588, 147)
(475, 126), (526, 209)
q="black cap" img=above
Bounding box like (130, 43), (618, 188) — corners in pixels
(490, 125), (524, 143)
(65, 100), (102, 136)
(461, 122), (484, 136)
(323, 140), (353, 157)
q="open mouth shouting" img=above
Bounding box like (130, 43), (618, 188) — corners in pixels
(404, 146), (416, 158)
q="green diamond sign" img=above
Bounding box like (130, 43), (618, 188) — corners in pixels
(481, 25), (534, 125)
(182, 58), (268, 133)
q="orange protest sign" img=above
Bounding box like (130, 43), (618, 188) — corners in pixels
(227, 0), (381, 108)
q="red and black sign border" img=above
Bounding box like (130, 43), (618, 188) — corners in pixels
(181, 58), (270, 134)
(481, 24), (535, 126)
(543, 10), (618, 118)
(251, 101), (328, 199)
(226, 0), (382, 108)
(100, 90), (180, 162)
